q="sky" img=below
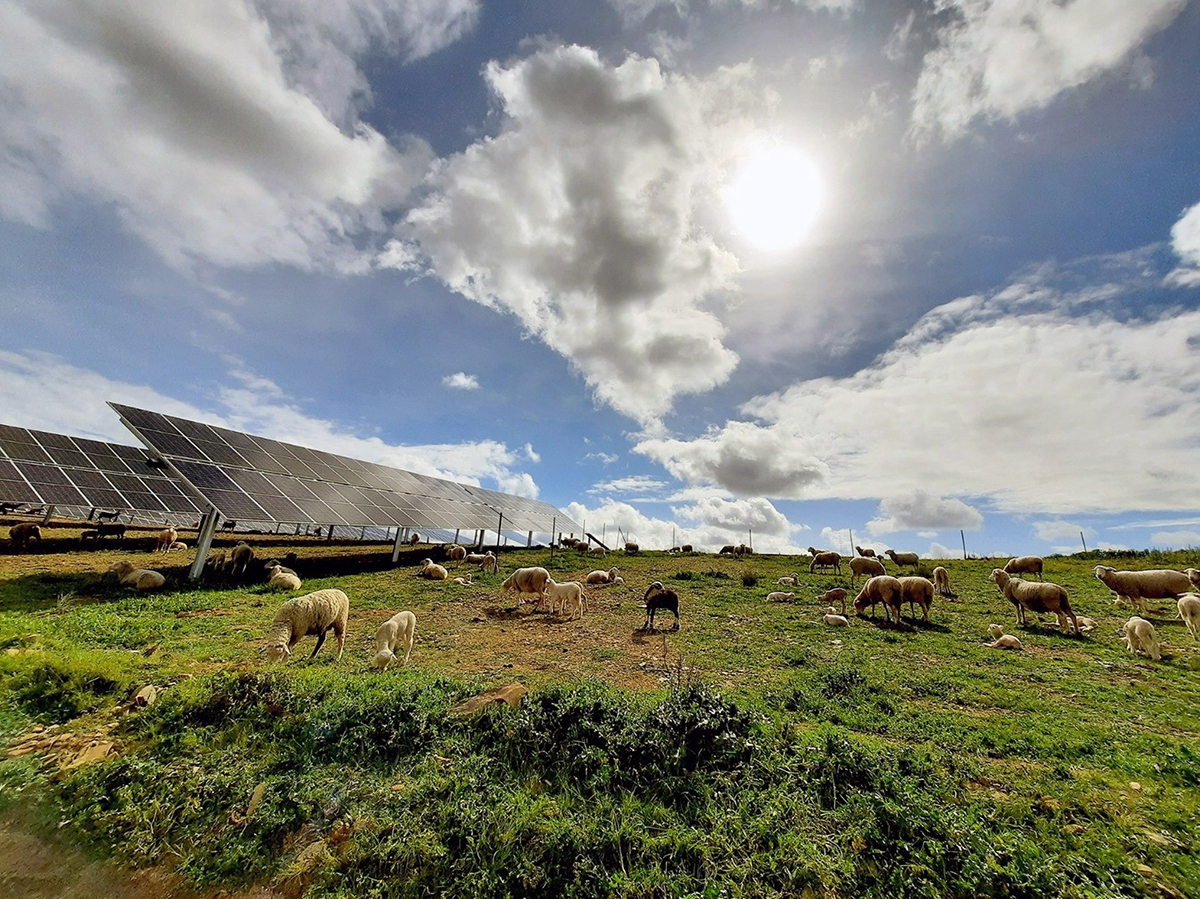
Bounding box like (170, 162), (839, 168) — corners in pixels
(2, 0), (1200, 556)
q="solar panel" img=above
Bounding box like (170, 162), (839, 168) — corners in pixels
(0, 422), (205, 526)
(109, 403), (580, 535)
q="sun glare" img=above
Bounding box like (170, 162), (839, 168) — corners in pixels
(726, 145), (822, 251)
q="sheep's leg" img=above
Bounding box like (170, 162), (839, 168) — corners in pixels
(334, 624), (345, 661)
(402, 636), (413, 666)
(309, 629), (328, 659)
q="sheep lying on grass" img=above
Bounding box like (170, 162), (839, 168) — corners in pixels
(1075, 616), (1098, 633)
(154, 527), (177, 553)
(885, 549), (919, 568)
(109, 561), (166, 591)
(642, 582), (680, 630)
(1004, 556), (1044, 579)
(766, 591), (796, 602)
(1178, 594), (1200, 641)
(986, 625), (1024, 651)
(451, 575), (473, 586)
(8, 523), (41, 548)
(546, 579), (586, 619)
(165, 541), (188, 552)
(809, 551), (841, 575)
(850, 556), (885, 584)
(853, 576), (903, 624)
(823, 608), (849, 626)
(990, 569), (1078, 633)
(1094, 566), (1191, 614)
(817, 588), (849, 616)
(266, 563), (302, 591)
(777, 573), (801, 586)
(373, 611), (416, 671)
(933, 566), (955, 598)
(585, 566), (620, 585)
(1123, 617), (1161, 661)
(501, 567), (552, 605)
(264, 589), (349, 663)
(418, 558), (448, 580)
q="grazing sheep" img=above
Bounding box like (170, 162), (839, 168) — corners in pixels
(898, 576), (935, 622)
(933, 566), (955, 597)
(108, 560), (166, 591)
(585, 566), (620, 586)
(165, 541), (188, 552)
(849, 556), (886, 584)
(93, 522), (126, 541)
(80, 528), (100, 542)
(823, 608), (849, 626)
(1177, 594), (1200, 641)
(719, 544), (736, 555)
(230, 542), (254, 578)
(1123, 617), (1161, 661)
(777, 573), (801, 586)
(853, 575), (904, 624)
(642, 581), (680, 630)
(477, 551), (499, 574)
(451, 575), (473, 586)
(990, 569), (1078, 633)
(855, 546), (876, 558)
(817, 588), (849, 616)
(624, 542), (639, 554)
(1093, 566), (1192, 614)
(263, 589), (349, 663)
(8, 523), (42, 548)
(418, 558), (449, 580)
(680, 544), (693, 553)
(766, 591), (796, 602)
(373, 610), (416, 671)
(205, 550), (226, 574)
(589, 545), (607, 556)
(446, 544), (467, 562)
(501, 566), (553, 605)
(809, 551), (842, 575)
(1004, 556), (1044, 579)
(885, 549), (920, 568)
(546, 579), (587, 619)
(154, 527), (177, 553)
(266, 563), (302, 592)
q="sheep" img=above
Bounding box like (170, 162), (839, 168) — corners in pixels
(108, 560), (166, 591)
(817, 588), (849, 616)
(546, 579), (587, 619)
(408, 532), (422, 546)
(501, 566), (552, 605)
(988, 623), (1005, 641)
(589, 545), (607, 556)
(735, 544), (754, 556)
(95, 509), (120, 522)
(451, 575), (473, 586)
(1123, 617), (1161, 661)
(373, 610), (416, 671)
(417, 558), (448, 580)
(1187, 568), (1200, 591)
(932, 566), (955, 598)
(472, 551), (499, 574)
(855, 546), (876, 558)
(823, 608), (849, 626)
(265, 563), (302, 591)
(680, 544), (693, 553)
(263, 589), (349, 663)
(0, 502), (27, 514)
(1003, 556), (1044, 579)
(1177, 594), (1200, 641)
(624, 542), (639, 554)
(809, 551), (842, 575)
(668, 546), (681, 554)
(719, 545), (736, 555)
(262, 558), (298, 578)
(154, 527), (177, 553)
(612, 576), (624, 586)
(766, 591), (796, 602)
(165, 541), (188, 552)
(852, 575), (904, 623)
(898, 576), (935, 622)
(777, 573), (801, 586)
(849, 556), (885, 584)
(989, 635), (1024, 650)
(465, 551), (490, 565)
(8, 523), (42, 548)
(80, 528), (100, 542)
(885, 549), (919, 568)
(93, 522), (126, 541)
(990, 569), (1078, 633)
(585, 566), (620, 586)
(1093, 566), (1192, 614)
(642, 581), (680, 630)
(446, 544), (467, 562)
(806, 547), (826, 556)
(230, 542), (254, 578)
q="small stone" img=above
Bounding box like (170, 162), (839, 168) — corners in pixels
(1129, 782), (1142, 791)
(68, 741), (114, 768)
(132, 685), (159, 707)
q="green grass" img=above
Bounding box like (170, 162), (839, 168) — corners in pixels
(1, 544), (1198, 897)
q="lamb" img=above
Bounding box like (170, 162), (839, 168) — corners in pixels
(262, 558), (298, 578)
(988, 624), (1005, 641)
(501, 566), (552, 605)
(230, 542), (254, 578)
(1004, 556), (1044, 579)
(809, 551), (842, 574)
(1177, 594), (1200, 641)
(852, 575), (904, 624)
(451, 575), (473, 586)
(1187, 568), (1200, 591)
(1093, 566), (1192, 614)
(472, 551), (499, 573)
(766, 591), (796, 602)
(985, 623), (1023, 650)
(990, 569), (1078, 633)
(854, 546), (876, 558)
(265, 563), (302, 591)
(642, 581), (680, 630)
(445, 544), (467, 562)
(408, 533), (422, 546)
(80, 529), (100, 542)
(823, 608), (849, 626)
(885, 549), (919, 567)
(373, 610), (416, 671)
(1123, 616), (1161, 661)
(585, 566), (620, 586)
(154, 527), (177, 553)
(8, 523), (42, 548)
(93, 522), (126, 541)
(611, 576), (624, 586)
(545, 579), (586, 619)
(589, 545), (607, 556)
(817, 588), (849, 616)
(898, 576), (935, 622)
(777, 573), (801, 586)
(849, 556), (885, 584)
(108, 560), (166, 591)
(263, 589), (349, 663)
(932, 566), (955, 598)
(418, 558), (449, 580)
(165, 541), (188, 552)
(624, 542), (639, 554)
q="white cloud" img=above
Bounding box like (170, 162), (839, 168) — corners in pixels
(884, 10), (918, 62)
(671, 494), (798, 539)
(590, 475), (668, 495)
(1168, 200), (1200, 287)
(0, 0), (443, 272)
(523, 443), (541, 463)
(866, 490), (983, 535)
(1109, 516), (1200, 531)
(1149, 530), (1200, 548)
(442, 372), (480, 390)
(1032, 520), (1095, 543)
(910, 0), (1187, 142)
(0, 350), (539, 496)
(391, 45), (763, 422)
(584, 451), (620, 465)
(927, 542), (959, 560)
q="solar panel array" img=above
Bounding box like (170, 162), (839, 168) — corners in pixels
(0, 423), (205, 525)
(110, 404), (578, 534)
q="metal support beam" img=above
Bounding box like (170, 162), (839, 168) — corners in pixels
(41, 505), (55, 526)
(189, 509), (219, 581)
(391, 527), (405, 564)
(527, 530), (533, 547)
(495, 512), (504, 550)
(453, 528), (459, 545)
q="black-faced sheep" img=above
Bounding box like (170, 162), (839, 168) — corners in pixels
(9, 523), (42, 548)
(109, 560), (166, 591)
(264, 588), (349, 663)
(809, 551), (841, 574)
(1093, 566), (1191, 614)
(885, 549), (919, 567)
(408, 532), (422, 546)
(849, 556), (885, 584)
(373, 611), (416, 671)
(853, 575), (904, 623)
(1004, 556), (1043, 579)
(1123, 616), (1161, 661)
(990, 569), (1078, 633)
(642, 581), (680, 630)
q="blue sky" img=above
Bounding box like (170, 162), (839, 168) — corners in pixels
(2, 0), (1200, 555)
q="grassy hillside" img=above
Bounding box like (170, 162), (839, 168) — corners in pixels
(1, 541), (1197, 898)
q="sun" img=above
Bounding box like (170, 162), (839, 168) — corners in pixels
(726, 145), (822, 251)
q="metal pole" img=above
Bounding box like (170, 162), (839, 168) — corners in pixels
(41, 505), (55, 526)
(391, 527), (405, 564)
(748, 528), (753, 551)
(189, 509), (219, 581)
(527, 530), (533, 547)
(849, 528), (855, 556)
(550, 517), (556, 564)
(495, 512), (504, 550)
(454, 528), (460, 545)
(960, 529), (967, 560)
(1080, 531), (1088, 553)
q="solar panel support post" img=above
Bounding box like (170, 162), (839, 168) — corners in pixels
(454, 529), (460, 545)
(496, 512), (504, 550)
(189, 509), (219, 581)
(41, 505), (55, 526)
(527, 531), (532, 547)
(391, 528), (405, 564)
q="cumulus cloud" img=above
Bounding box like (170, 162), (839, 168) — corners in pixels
(390, 45), (763, 422)
(1149, 529), (1200, 548)
(0, 350), (539, 495)
(0, 0), (446, 272)
(1168, 200), (1200, 287)
(442, 372), (480, 390)
(1033, 520), (1095, 543)
(590, 475), (668, 496)
(926, 542), (959, 560)
(866, 490), (983, 535)
(910, 0), (1187, 142)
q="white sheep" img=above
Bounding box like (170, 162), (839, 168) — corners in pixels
(777, 573), (801, 586)
(1004, 556), (1044, 579)
(1094, 566), (1191, 614)
(1123, 616), (1161, 661)
(990, 569), (1078, 633)
(932, 566), (954, 597)
(849, 556), (886, 584)
(1186, 568), (1200, 591)
(809, 551), (842, 574)
(989, 634), (1024, 650)
(373, 610), (416, 671)
(154, 527), (177, 553)
(108, 561), (166, 591)
(446, 544), (467, 562)
(165, 541), (188, 553)
(611, 576), (624, 586)
(898, 576), (935, 622)
(545, 579), (586, 619)
(885, 549), (920, 567)
(1075, 616), (1098, 633)
(988, 623), (1005, 641)
(766, 591), (796, 602)
(823, 608), (849, 626)
(853, 575), (904, 623)
(451, 575), (473, 586)
(501, 566), (552, 605)
(265, 563), (302, 591)
(417, 558), (449, 580)
(585, 566), (620, 586)
(817, 588), (849, 616)
(478, 551), (499, 574)
(1176, 594), (1200, 641)
(263, 588), (349, 663)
